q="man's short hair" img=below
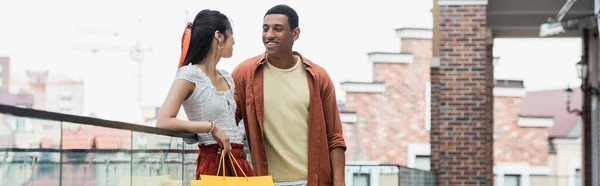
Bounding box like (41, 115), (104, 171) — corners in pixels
(265, 4), (299, 30)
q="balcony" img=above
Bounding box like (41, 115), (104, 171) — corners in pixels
(0, 104), (436, 186)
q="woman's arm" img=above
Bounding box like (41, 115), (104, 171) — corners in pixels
(156, 79), (232, 152)
(156, 79), (212, 133)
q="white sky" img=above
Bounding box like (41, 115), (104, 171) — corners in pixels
(0, 0), (582, 121)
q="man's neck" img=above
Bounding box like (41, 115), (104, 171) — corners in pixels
(267, 53), (297, 69)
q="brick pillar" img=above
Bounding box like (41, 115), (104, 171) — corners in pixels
(435, 0), (493, 185)
(430, 0), (441, 184)
(430, 64), (440, 181)
(485, 34), (495, 186)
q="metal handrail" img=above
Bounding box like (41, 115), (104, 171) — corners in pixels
(0, 104), (197, 140)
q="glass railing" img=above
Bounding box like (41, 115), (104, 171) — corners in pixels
(345, 164), (436, 186)
(0, 104), (199, 186)
(0, 104), (439, 186)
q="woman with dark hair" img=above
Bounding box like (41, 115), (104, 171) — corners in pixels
(156, 9), (254, 179)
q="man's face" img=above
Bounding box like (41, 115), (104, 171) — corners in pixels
(262, 14), (299, 57)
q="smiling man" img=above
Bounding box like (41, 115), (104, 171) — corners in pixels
(231, 4), (347, 186)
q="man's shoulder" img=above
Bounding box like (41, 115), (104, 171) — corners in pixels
(232, 53), (264, 79)
(303, 58), (331, 81)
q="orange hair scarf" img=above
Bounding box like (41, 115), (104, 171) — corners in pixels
(179, 22), (193, 68)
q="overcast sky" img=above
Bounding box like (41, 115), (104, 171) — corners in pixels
(0, 0), (582, 122)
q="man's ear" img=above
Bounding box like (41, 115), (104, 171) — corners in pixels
(293, 27), (300, 41)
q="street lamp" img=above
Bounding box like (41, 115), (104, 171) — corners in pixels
(576, 58), (587, 80)
(564, 87), (582, 115)
(565, 56), (600, 115)
(576, 57), (600, 96)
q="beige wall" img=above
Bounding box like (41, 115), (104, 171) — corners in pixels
(531, 175), (561, 186)
(550, 138), (582, 186)
(379, 174), (398, 186)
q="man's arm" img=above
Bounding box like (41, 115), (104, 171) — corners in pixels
(330, 147), (346, 185)
(320, 71), (347, 185)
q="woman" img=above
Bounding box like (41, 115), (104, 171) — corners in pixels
(156, 9), (254, 179)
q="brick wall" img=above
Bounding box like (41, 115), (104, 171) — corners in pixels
(430, 0), (441, 180)
(436, 2), (493, 185)
(493, 95), (549, 166)
(343, 93), (386, 162)
(341, 117), (358, 161)
(485, 37), (495, 186)
(430, 63), (440, 176)
(343, 33), (432, 165)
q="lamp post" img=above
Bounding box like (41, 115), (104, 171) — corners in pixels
(577, 57), (600, 96)
(565, 87), (583, 115)
(566, 56), (600, 115)
(576, 58), (587, 81)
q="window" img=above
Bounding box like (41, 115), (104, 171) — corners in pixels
(15, 118), (33, 132)
(575, 169), (581, 186)
(353, 173), (370, 186)
(415, 155), (431, 171)
(504, 175), (520, 186)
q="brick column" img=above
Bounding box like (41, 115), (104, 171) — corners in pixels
(430, 63), (441, 181)
(485, 33), (495, 186)
(435, 0), (493, 185)
(430, 0), (441, 184)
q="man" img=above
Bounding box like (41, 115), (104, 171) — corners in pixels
(232, 4), (346, 186)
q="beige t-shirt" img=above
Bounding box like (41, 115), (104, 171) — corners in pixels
(263, 56), (310, 182)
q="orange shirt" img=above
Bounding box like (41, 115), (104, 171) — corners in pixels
(232, 51), (346, 186)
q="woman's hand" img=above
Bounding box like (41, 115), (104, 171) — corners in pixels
(211, 126), (232, 154)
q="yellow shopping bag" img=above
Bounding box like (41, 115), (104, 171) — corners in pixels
(191, 150), (274, 186)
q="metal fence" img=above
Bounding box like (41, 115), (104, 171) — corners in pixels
(346, 164), (436, 186)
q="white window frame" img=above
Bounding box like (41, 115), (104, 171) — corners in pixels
(408, 143), (431, 170)
(352, 173), (371, 186)
(503, 174), (521, 186)
(569, 156), (582, 186)
(345, 162), (386, 186)
(494, 162), (550, 186)
(425, 82), (431, 131)
(414, 155), (431, 171)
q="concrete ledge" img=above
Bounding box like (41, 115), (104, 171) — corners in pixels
(438, 0), (488, 5)
(341, 82), (385, 93)
(529, 166), (552, 175)
(395, 28), (432, 40)
(430, 57), (440, 68)
(407, 143), (431, 169)
(493, 87), (526, 97)
(340, 112), (358, 123)
(368, 52), (413, 64)
(517, 116), (554, 128)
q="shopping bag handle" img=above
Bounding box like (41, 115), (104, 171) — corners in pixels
(216, 149), (248, 179)
(228, 152), (247, 178)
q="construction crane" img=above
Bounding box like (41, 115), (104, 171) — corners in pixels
(71, 19), (152, 107)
